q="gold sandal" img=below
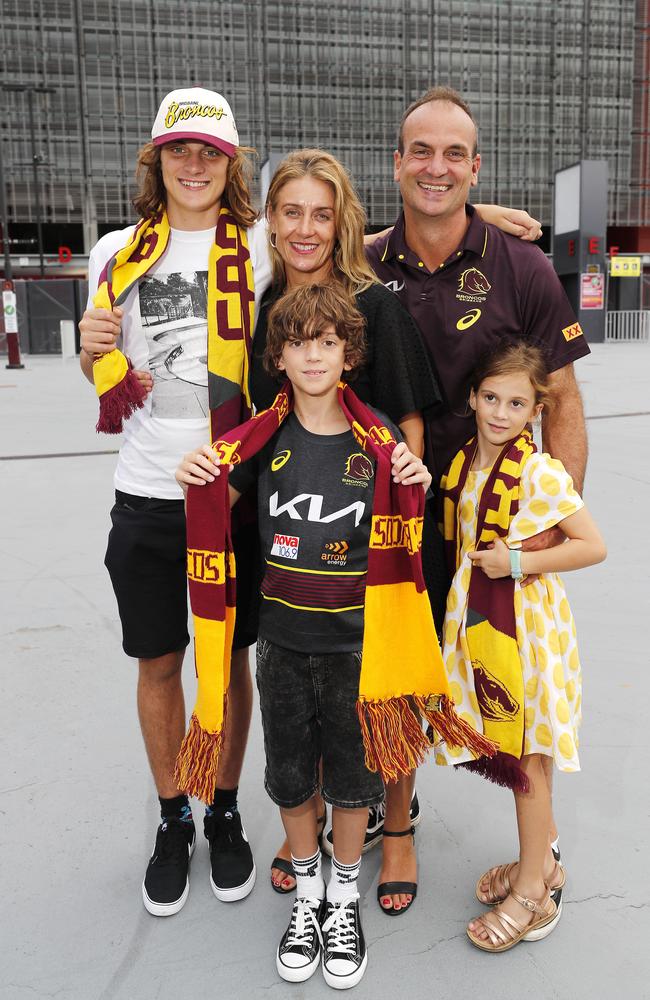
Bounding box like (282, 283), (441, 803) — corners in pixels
(475, 860), (565, 904)
(467, 887), (559, 953)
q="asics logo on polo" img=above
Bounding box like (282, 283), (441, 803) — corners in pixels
(456, 308), (482, 331)
(269, 492), (366, 527)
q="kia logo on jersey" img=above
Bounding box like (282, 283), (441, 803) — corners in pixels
(269, 492), (366, 528)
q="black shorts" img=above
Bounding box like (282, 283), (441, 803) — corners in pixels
(105, 490), (258, 660)
(255, 638), (384, 810)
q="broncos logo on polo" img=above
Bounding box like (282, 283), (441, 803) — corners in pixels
(457, 267), (492, 303)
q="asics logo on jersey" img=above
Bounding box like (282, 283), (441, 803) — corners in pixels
(269, 492), (366, 527)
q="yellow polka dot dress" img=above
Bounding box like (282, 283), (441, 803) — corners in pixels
(436, 453), (584, 773)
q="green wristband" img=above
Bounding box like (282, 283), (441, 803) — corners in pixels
(509, 547), (523, 580)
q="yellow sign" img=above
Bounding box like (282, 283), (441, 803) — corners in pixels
(610, 256), (641, 277)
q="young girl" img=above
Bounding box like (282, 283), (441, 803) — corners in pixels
(436, 340), (606, 953)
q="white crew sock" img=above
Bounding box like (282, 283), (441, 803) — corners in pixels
(291, 849), (325, 900)
(327, 853), (361, 903)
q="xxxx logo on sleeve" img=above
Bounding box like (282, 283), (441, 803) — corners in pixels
(562, 322), (584, 342)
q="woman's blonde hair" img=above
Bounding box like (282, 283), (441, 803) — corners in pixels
(265, 149), (377, 296)
(132, 141), (258, 228)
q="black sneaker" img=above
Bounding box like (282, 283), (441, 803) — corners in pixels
(276, 896), (325, 983)
(321, 895), (367, 989)
(142, 816), (196, 916)
(204, 806), (256, 902)
(322, 792), (421, 858)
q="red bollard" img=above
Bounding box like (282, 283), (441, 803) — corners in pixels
(3, 278), (24, 369)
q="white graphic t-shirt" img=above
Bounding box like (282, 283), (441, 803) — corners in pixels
(87, 219), (271, 498)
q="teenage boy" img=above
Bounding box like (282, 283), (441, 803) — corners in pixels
(176, 283), (435, 988)
(78, 88), (271, 916)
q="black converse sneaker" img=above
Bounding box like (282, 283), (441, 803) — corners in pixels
(276, 897), (326, 983)
(321, 895), (367, 989)
(322, 792), (421, 858)
(204, 806), (256, 901)
(142, 816), (196, 916)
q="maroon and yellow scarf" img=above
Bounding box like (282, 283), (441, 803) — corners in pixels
(441, 430), (536, 791)
(176, 382), (496, 802)
(92, 206), (255, 437)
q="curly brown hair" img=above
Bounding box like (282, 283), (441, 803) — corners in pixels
(132, 141), (258, 228)
(264, 282), (367, 378)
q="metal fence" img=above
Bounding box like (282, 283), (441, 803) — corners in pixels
(605, 309), (650, 342)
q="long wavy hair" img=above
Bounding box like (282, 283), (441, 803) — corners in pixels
(265, 149), (377, 296)
(132, 142), (258, 228)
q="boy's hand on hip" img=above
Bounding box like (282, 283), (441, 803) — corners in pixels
(391, 441), (432, 492)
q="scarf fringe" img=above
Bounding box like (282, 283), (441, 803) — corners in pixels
(458, 752), (530, 793)
(95, 361), (146, 434)
(416, 695), (499, 760)
(357, 694), (499, 784)
(174, 712), (225, 803)
(357, 697), (432, 783)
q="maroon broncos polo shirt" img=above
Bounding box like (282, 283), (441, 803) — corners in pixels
(366, 205), (590, 481)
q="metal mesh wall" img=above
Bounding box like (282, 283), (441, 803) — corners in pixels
(0, 0), (646, 229)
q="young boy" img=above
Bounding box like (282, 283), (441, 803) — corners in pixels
(176, 283), (433, 988)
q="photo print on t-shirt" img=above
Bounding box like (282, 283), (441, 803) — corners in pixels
(139, 270), (210, 419)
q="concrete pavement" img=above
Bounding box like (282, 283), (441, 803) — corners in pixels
(1, 345), (649, 1000)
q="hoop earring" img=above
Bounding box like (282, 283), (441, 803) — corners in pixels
(270, 232), (277, 249)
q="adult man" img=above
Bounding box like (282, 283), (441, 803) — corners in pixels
(79, 88), (271, 916)
(365, 86), (590, 915)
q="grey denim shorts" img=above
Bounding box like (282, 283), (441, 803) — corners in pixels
(255, 638), (384, 810)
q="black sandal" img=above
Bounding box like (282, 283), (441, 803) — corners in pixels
(377, 826), (417, 916)
(270, 808), (328, 895)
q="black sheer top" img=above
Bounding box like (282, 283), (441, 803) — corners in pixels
(249, 282), (442, 423)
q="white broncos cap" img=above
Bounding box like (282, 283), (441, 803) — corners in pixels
(151, 87), (239, 157)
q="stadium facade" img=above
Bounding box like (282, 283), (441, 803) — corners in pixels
(1, 0), (648, 254)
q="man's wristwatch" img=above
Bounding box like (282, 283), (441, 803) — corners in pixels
(509, 547), (524, 580)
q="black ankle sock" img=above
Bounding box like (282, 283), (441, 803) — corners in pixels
(159, 794), (190, 820)
(211, 786), (238, 810)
